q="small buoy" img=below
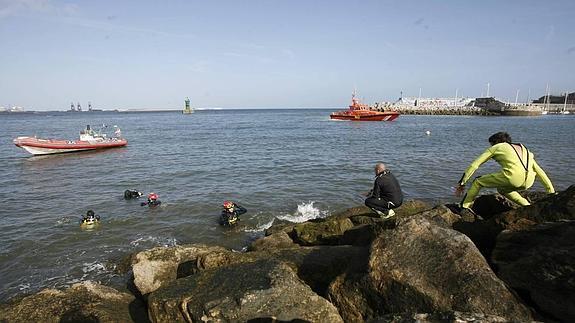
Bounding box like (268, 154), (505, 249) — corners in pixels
(425, 130), (431, 136)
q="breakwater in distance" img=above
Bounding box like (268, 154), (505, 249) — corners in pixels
(369, 97), (575, 116)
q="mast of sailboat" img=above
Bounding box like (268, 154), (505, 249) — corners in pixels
(454, 88), (458, 107)
(564, 91), (568, 112)
(514, 89), (519, 105)
(546, 85), (550, 111)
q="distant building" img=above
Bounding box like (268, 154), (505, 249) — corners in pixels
(533, 92), (574, 104)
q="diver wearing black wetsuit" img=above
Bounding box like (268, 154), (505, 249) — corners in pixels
(141, 193), (161, 207)
(82, 210), (100, 224)
(365, 163), (403, 217)
(220, 201), (247, 226)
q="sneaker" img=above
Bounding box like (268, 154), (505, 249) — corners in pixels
(374, 209), (396, 219)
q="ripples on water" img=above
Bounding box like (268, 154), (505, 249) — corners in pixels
(0, 109), (573, 301)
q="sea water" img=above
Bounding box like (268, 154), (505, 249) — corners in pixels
(0, 109), (573, 301)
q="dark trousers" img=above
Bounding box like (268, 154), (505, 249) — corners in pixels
(365, 197), (397, 212)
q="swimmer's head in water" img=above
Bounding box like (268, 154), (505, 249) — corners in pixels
(223, 201), (234, 210)
(148, 193), (158, 201)
(489, 132), (512, 145)
(87, 210), (95, 217)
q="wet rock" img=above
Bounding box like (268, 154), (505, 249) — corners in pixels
(264, 220), (296, 236)
(349, 215), (386, 225)
(292, 217), (354, 245)
(492, 220), (575, 322)
(399, 205), (461, 227)
(455, 185), (575, 259)
(368, 216), (532, 320)
(392, 199), (433, 218)
(0, 281), (146, 323)
(333, 200), (432, 221)
(147, 260), (343, 323)
(327, 272), (377, 322)
(131, 244), (228, 295)
(496, 185), (575, 225)
(248, 231), (297, 251)
(341, 206), (459, 247)
(339, 223), (388, 246)
(472, 194), (517, 219)
(370, 311), (509, 322)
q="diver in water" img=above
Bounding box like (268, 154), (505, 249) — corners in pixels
(220, 201), (247, 226)
(81, 210), (100, 224)
(124, 189), (143, 199)
(455, 131), (555, 220)
(141, 193), (161, 207)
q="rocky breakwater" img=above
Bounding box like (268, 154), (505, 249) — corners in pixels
(2, 186), (574, 322)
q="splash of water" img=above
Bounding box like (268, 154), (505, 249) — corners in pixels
(276, 201), (328, 223)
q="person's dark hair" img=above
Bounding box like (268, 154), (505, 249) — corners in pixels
(87, 210), (95, 217)
(488, 132), (512, 145)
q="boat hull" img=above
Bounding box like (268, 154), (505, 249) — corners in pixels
(330, 112), (400, 121)
(13, 137), (128, 155)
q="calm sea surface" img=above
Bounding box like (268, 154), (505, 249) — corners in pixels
(0, 109), (573, 301)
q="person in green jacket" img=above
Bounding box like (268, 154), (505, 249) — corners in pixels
(455, 132), (555, 213)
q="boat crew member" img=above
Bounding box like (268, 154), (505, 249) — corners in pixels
(124, 189), (143, 199)
(81, 210), (100, 224)
(455, 132), (555, 219)
(365, 163), (403, 219)
(220, 201), (247, 226)
(141, 192), (161, 207)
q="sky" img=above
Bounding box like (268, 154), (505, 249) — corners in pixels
(0, 0), (574, 110)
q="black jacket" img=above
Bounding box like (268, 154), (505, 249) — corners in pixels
(220, 204), (247, 225)
(371, 170), (403, 206)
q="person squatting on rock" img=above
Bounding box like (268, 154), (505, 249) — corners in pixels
(220, 201), (247, 226)
(455, 131), (555, 218)
(365, 162), (403, 219)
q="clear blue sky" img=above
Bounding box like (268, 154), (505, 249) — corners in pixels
(1, 0), (574, 110)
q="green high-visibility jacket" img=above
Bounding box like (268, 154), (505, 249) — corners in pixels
(459, 142), (555, 193)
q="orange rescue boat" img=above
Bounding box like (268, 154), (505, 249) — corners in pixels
(330, 92), (400, 121)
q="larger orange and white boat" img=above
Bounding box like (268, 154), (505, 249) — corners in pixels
(13, 125), (127, 155)
(330, 92), (400, 121)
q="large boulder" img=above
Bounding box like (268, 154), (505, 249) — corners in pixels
(340, 206), (459, 247)
(131, 244), (229, 295)
(0, 281), (146, 323)
(368, 216), (532, 320)
(454, 185), (575, 259)
(492, 220), (575, 322)
(371, 311), (509, 322)
(333, 200), (432, 220)
(147, 260), (343, 323)
(248, 231), (297, 251)
(292, 217), (354, 245)
(472, 193), (517, 219)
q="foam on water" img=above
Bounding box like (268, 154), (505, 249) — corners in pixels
(243, 218), (275, 233)
(276, 201), (328, 223)
(82, 261), (106, 274)
(129, 235), (178, 248)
